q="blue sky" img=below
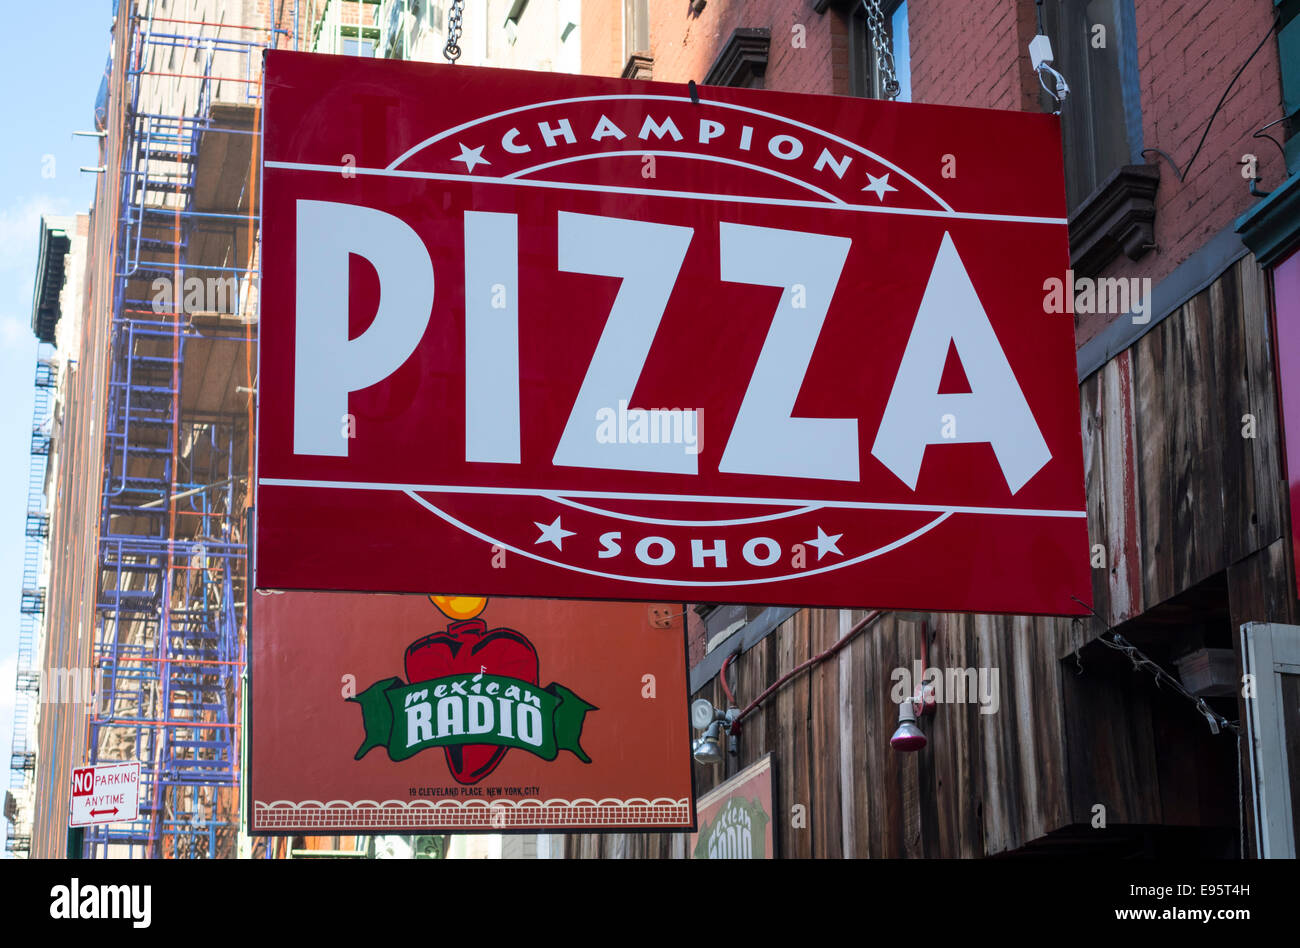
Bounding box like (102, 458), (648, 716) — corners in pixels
(0, 3), (113, 855)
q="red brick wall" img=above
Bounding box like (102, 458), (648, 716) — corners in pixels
(582, 0), (844, 94)
(1084, 0), (1286, 343)
(909, 0), (1038, 109)
(248, 0), (301, 48)
(581, 0), (624, 78)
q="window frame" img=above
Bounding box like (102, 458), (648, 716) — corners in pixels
(623, 0), (650, 60)
(848, 0), (911, 102)
(313, 0), (384, 57)
(340, 27), (381, 58)
(1041, 0), (1144, 212)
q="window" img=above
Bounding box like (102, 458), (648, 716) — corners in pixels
(624, 0), (650, 58)
(1041, 0), (1143, 210)
(312, 0), (383, 57)
(384, 0), (418, 58)
(342, 32), (378, 57)
(850, 0), (911, 102)
(620, 0), (652, 78)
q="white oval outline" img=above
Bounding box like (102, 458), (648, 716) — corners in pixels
(505, 150), (846, 203)
(406, 489), (951, 586)
(543, 494), (822, 527)
(385, 92), (952, 212)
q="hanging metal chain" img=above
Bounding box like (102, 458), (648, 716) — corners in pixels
(863, 0), (901, 100)
(443, 0), (465, 63)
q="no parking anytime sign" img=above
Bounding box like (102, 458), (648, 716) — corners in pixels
(70, 761), (140, 827)
(254, 51), (1091, 616)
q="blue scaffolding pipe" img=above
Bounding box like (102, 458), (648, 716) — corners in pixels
(85, 1), (294, 860)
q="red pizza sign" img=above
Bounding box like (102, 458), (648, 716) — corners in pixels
(256, 51), (1091, 616)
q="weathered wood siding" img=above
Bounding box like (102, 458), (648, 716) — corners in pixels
(565, 608), (1236, 858)
(1082, 257), (1288, 650)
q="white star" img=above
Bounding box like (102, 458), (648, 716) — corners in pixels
(804, 526), (844, 561)
(534, 516), (576, 550)
(861, 172), (897, 202)
(451, 142), (490, 173)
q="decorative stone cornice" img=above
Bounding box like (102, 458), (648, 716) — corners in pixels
(703, 27), (771, 88)
(621, 54), (653, 81)
(1068, 163), (1161, 278)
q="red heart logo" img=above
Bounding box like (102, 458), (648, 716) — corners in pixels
(404, 618), (539, 785)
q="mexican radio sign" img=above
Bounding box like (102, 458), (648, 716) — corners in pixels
(255, 51), (1091, 615)
(689, 754), (776, 859)
(249, 592), (694, 833)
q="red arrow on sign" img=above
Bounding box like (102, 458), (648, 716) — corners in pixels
(89, 807), (119, 817)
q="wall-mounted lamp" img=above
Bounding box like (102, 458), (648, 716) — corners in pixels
(890, 697), (927, 752)
(692, 721), (725, 764)
(891, 618), (935, 752)
(691, 698), (739, 765)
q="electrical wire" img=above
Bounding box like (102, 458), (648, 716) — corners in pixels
(1143, 9), (1282, 182)
(729, 610), (884, 735)
(1038, 63), (1069, 114)
(1071, 595), (1238, 735)
(1251, 115), (1290, 165)
(1098, 633), (1240, 734)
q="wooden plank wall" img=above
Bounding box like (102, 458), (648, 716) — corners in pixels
(561, 256), (1295, 859)
(562, 613), (1240, 859)
(1081, 257), (1289, 655)
(562, 609), (1224, 858)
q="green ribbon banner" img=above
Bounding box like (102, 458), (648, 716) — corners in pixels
(349, 674), (597, 764)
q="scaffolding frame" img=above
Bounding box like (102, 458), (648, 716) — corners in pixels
(84, 1), (294, 859)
